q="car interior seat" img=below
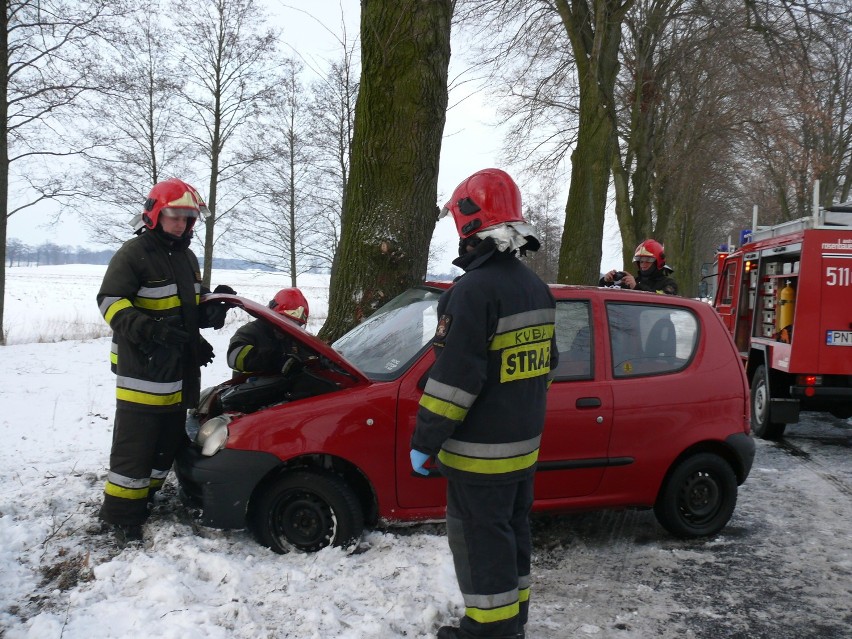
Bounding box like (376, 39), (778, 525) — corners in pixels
(644, 316), (676, 358)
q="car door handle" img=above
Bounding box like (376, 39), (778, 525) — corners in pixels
(576, 397), (601, 408)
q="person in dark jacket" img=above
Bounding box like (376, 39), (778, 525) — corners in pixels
(410, 168), (558, 639)
(97, 178), (234, 544)
(600, 238), (678, 295)
(227, 287), (309, 375)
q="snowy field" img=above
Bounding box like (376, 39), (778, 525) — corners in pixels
(1, 264), (852, 639)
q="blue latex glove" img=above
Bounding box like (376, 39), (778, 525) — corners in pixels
(410, 449), (430, 476)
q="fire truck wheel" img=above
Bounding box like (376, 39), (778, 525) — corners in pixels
(654, 453), (738, 538)
(750, 365), (786, 440)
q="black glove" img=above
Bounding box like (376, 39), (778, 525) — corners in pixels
(214, 284), (237, 295)
(198, 337), (215, 367)
(205, 284), (237, 329)
(147, 316), (190, 346)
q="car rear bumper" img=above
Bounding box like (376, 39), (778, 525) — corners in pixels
(726, 432), (756, 483)
(174, 445), (281, 529)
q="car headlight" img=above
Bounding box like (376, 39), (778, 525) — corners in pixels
(196, 415), (231, 457)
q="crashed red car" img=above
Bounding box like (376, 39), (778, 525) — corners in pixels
(175, 283), (755, 553)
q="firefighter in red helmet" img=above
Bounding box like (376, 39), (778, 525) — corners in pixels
(410, 168), (558, 639)
(600, 238), (678, 295)
(96, 178), (235, 544)
(227, 287), (310, 375)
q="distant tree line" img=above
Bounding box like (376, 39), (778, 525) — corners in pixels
(5, 239), (113, 267)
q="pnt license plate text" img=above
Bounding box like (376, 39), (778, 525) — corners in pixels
(826, 330), (852, 346)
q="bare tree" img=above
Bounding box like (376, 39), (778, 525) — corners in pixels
(305, 43), (360, 273)
(319, 0), (453, 341)
(231, 58), (315, 282)
(176, 0), (280, 287)
(74, 2), (194, 246)
(0, 0), (117, 344)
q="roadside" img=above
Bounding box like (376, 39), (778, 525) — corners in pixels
(524, 413), (852, 638)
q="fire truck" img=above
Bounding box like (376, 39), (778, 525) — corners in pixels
(712, 200), (852, 439)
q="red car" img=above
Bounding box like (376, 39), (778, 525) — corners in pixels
(175, 283), (755, 553)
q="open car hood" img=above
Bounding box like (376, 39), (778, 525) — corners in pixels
(200, 293), (370, 384)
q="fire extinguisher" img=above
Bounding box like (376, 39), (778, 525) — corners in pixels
(776, 280), (796, 342)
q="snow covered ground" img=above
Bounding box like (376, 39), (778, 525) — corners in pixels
(1, 264), (851, 639)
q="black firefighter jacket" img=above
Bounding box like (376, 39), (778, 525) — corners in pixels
(411, 242), (559, 484)
(98, 230), (210, 412)
(227, 318), (300, 374)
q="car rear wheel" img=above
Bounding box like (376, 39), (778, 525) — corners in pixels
(750, 365), (786, 440)
(654, 453), (738, 538)
(251, 469), (364, 553)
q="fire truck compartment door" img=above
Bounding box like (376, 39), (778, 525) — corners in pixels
(818, 254), (852, 373)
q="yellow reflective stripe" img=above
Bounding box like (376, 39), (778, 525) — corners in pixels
(110, 351), (118, 365)
(195, 293), (200, 304)
(135, 295), (182, 311)
(519, 586), (530, 603)
(501, 341), (552, 382)
(104, 298), (133, 324)
(236, 345), (253, 371)
(489, 324), (554, 351)
(466, 600), (519, 624)
(419, 394), (468, 422)
(104, 481), (148, 500)
(117, 387), (182, 406)
(149, 477), (165, 489)
(438, 448), (539, 474)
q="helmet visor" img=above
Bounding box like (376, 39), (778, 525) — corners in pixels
(160, 206), (199, 219)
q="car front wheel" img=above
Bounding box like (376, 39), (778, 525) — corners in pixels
(251, 469), (364, 553)
(654, 453), (738, 538)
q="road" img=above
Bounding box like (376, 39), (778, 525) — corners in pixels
(523, 412), (852, 639)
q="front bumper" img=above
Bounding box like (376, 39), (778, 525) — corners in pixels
(174, 445), (281, 529)
(726, 432), (756, 483)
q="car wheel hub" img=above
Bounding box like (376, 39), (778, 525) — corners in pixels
(680, 472), (720, 521)
(274, 491), (335, 548)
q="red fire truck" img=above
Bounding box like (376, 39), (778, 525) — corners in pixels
(712, 201), (852, 439)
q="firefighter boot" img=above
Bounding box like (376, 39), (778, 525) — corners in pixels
(113, 523), (144, 546)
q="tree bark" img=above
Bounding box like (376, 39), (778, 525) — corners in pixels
(555, 0), (633, 285)
(319, 0), (452, 342)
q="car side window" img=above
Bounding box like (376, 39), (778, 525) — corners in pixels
(553, 300), (593, 380)
(607, 303), (698, 377)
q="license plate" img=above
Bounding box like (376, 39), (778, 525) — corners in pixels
(826, 330), (852, 346)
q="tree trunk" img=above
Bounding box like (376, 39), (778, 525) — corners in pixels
(319, 0), (452, 342)
(555, 0), (632, 285)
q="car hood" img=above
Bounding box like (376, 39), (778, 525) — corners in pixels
(201, 293), (369, 384)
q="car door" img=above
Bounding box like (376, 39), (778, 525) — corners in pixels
(535, 296), (614, 499)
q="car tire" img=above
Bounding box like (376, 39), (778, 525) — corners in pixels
(751, 365), (786, 440)
(654, 453), (738, 538)
(251, 469), (364, 553)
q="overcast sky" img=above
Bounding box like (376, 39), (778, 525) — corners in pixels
(8, 0), (623, 273)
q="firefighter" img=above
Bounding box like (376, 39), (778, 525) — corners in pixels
(410, 168), (558, 639)
(97, 178), (235, 544)
(600, 238), (678, 295)
(227, 287), (309, 375)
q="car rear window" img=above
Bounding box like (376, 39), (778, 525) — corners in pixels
(606, 302), (699, 377)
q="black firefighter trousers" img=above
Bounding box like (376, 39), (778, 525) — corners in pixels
(99, 408), (186, 526)
(446, 475), (534, 638)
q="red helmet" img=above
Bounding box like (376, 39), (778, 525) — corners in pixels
(141, 178), (208, 231)
(268, 288), (309, 325)
(442, 168), (526, 239)
(633, 239), (667, 270)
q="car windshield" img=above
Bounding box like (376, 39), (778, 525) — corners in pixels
(332, 286), (442, 381)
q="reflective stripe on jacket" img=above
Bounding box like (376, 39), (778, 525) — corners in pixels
(97, 231), (205, 411)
